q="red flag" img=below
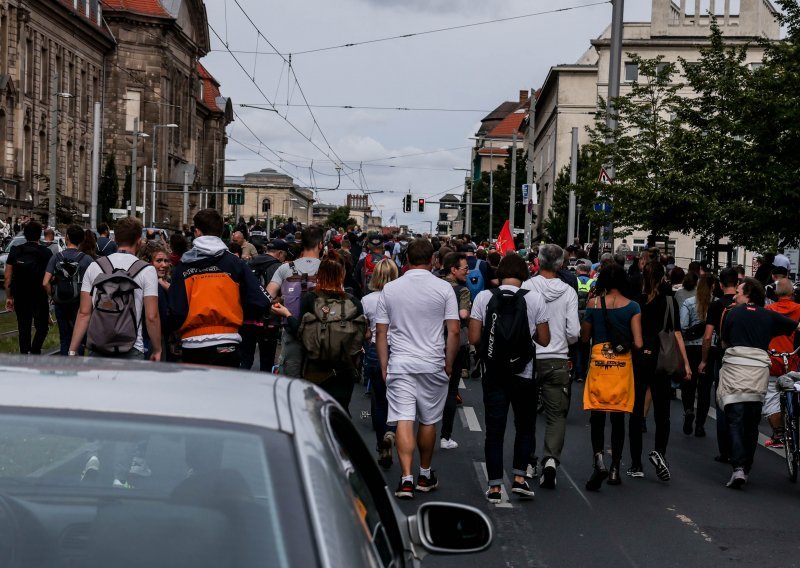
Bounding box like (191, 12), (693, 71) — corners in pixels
(495, 220), (515, 255)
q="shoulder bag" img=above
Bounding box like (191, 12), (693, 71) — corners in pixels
(656, 298), (683, 376)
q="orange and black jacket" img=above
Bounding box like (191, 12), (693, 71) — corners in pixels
(168, 237), (269, 341)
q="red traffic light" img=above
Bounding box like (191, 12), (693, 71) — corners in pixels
(418, 198), (425, 212)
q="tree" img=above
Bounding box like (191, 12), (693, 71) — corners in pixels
(98, 155), (119, 225)
(585, 54), (686, 238)
(326, 206), (356, 229)
(470, 148), (528, 242)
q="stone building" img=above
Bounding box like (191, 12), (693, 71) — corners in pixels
(0, 0), (231, 230)
(223, 169), (313, 230)
(0, 0), (112, 223)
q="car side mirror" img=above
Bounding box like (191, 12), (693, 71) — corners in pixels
(409, 502), (493, 555)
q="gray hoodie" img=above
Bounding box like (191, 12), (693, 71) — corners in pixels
(522, 275), (580, 359)
(180, 235), (227, 264)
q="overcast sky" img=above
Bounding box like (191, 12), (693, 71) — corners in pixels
(203, 0), (652, 232)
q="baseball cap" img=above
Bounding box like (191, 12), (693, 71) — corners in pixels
(266, 239), (288, 252)
(368, 233), (383, 247)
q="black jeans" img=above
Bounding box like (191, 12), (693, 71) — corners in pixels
(482, 373), (537, 485)
(181, 343), (242, 368)
(725, 401), (762, 472)
(590, 411), (626, 461)
(364, 343), (395, 448)
(713, 357), (732, 459)
(629, 352), (671, 466)
(239, 324), (278, 371)
(54, 302), (80, 356)
(441, 346), (468, 440)
(15, 294), (50, 354)
(682, 345), (715, 427)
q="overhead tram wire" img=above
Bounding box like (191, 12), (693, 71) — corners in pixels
(240, 103), (493, 113)
(209, 1), (611, 57)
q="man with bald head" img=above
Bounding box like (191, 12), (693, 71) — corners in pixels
(763, 278), (800, 448)
(232, 231), (258, 260)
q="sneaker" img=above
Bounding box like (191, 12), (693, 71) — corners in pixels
(511, 480), (535, 499)
(440, 437), (459, 450)
(129, 457), (152, 478)
(585, 454), (608, 491)
(526, 462), (539, 479)
(81, 456), (100, 482)
(649, 450), (671, 481)
(112, 479), (133, 489)
(539, 458), (557, 489)
(395, 479), (415, 499)
(626, 465), (645, 478)
(415, 471), (439, 492)
(726, 468), (746, 489)
(485, 488), (502, 503)
(683, 412), (694, 435)
(765, 437), (784, 449)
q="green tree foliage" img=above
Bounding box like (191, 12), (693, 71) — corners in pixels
(585, 54), (686, 237)
(98, 155), (119, 225)
(326, 206), (356, 229)
(470, 148), (528, 241)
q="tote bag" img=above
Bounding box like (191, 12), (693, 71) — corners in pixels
(583, 343), (635, 413)
(656, 299), (683, 376)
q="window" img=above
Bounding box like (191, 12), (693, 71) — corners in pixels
(655, 62), (668, 76)
(261, 198), (271, 213)
(439, 212), (448, 222)
(23, 126), (32, 183)
(749, 62), (763, 71)
(80, 68), (87, 116)
(79, 145), (86, 199)
(0, 14), (7, 71)
(40, 47), (49, 101)
(632, 238), (646, 253)
(624, 62), (638, 82)
(0, 110), (5, 175)
(729, 0), (741, 16)
(125, 90), (141, 132)
(25, 38), (34, 95)
(66, 141), (74, 197)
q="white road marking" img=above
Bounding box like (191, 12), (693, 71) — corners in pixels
(476, 461), (513, 508)
(459, 378), (466, 389)
(460, 406), (482, 431)
(560, 466), (594, 510)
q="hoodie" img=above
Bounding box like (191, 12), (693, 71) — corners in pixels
(168, 236), (269, 347)
(522, 275), (580, 359)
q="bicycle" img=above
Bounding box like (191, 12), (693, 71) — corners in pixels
(769, 346), (800, 483)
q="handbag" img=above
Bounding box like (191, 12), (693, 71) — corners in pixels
(656, 298), (683, 376)
(583, 343), (634, 412)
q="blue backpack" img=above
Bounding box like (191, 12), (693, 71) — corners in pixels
(466, 259), (485, 300)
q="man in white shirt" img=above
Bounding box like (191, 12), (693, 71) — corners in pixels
(69, 216), (161, 361)
(522, 244), (580, 489)
(376, 238), (460, 499)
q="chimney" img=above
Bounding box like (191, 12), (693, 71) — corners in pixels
(519, 90), (528, 104)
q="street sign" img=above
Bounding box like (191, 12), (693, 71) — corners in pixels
(522, 184), (529, 201)
(593, 203), (612, 213)
(598, 167), (612, 184)
(108, 208), (127, 215)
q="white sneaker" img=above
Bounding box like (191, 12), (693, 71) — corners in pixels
(526, 463), (539, 479)
(112, 479), (132, 489)
(81, 455), (100, 481)
(440, 438), (459, 450)
(726, 468), (746, 489)
(129, 457), (152, 478)
(539, 458), (557, 488)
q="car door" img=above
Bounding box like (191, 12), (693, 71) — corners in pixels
(323, 406), (411, 568)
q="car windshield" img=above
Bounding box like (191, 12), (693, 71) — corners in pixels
(3, 237), (24, 253)
(0, 412), (309, 567)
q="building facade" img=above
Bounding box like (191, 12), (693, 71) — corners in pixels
(223, 168), (313, 230)
(437, 193), (460, 236)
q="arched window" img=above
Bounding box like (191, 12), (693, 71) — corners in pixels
(66, 141), (74, 197)
(261, 198), (271, 213)
(78, 145), (86, 201)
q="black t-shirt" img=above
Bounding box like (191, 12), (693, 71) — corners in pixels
(721, 304), (797, 351)
(706, 293), (736, 335)
(6, 241), (53, 299)
(637, 293), (680, 344)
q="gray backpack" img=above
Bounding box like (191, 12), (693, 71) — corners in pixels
(86, 256), (149, 355)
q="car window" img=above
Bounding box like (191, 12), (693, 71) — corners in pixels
(4, 237), (24, 253)
(0, 412), (315, 567)
(327, 408), (405, 568)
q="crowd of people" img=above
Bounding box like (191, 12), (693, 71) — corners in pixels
(3, 212), (800, 496)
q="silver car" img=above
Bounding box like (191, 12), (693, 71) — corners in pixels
(0, 356), (492, 567)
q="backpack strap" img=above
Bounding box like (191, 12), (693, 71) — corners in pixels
(663, 298), (675, 333)
(126, 259), (150, 279)
(289, 261), (299, 276)
(96, 255), (114, 275)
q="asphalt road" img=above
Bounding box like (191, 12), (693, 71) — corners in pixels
(349, 373), (800, 568)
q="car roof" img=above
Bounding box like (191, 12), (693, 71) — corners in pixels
(0, 355), (282, 430)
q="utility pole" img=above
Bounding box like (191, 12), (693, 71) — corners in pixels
(48, 73), (59, 228)
(465, 173), (472, 235)
(142, 166), (148, 226)
(525, 90), (535, 250)
(568, 127), (578, 247)
(182, 169), (189, 227)
(131, 117), (138, 218)
(509, 133), (517, 235)
(90, 102), (101, 231)
(489, 162), (494, 240)
(603, 0), (625, 251)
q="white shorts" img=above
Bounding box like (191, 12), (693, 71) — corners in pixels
(763, 376), (781, 416)
(386, 371), (449, 426)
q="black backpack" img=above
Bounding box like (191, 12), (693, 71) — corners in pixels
(11, 242), (46, 294)
(52, 251), (86, 304)
(479, 288), (535, 376)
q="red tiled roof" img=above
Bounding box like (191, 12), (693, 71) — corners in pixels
(101, 0), (172, 18)
(477, 147), (509, 157)
(197, 62), (223, 113)
(487, 110), (527, 138)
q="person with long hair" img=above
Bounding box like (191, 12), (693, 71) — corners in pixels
(680, 273), (715, 436)
(272, 250), (365, 412)
(138, 240), (173, 361)
(361, 258), (399, 468)
(628, 261), (691, 481)
(581, 264), (643, 490)
(80, 229), (97, 259)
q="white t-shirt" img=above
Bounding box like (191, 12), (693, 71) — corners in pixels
(470, 284), (548, 379)
(81, 252), (159, 354)
(270, 257), (321, 287)
(361, 290), (387, 345)
(375, 269), (459, 373)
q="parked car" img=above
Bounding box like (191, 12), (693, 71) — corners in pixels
(0, 233), (66, 281)
(0, 356), (492, 567)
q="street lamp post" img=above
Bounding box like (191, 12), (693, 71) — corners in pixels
(49, 73), (73, 228)
(130, 117), (149, 220)
(150, 124), (178, 227)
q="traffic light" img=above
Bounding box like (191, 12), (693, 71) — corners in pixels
(404, 194), (412, 212)
(418, 198), (425, 213)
